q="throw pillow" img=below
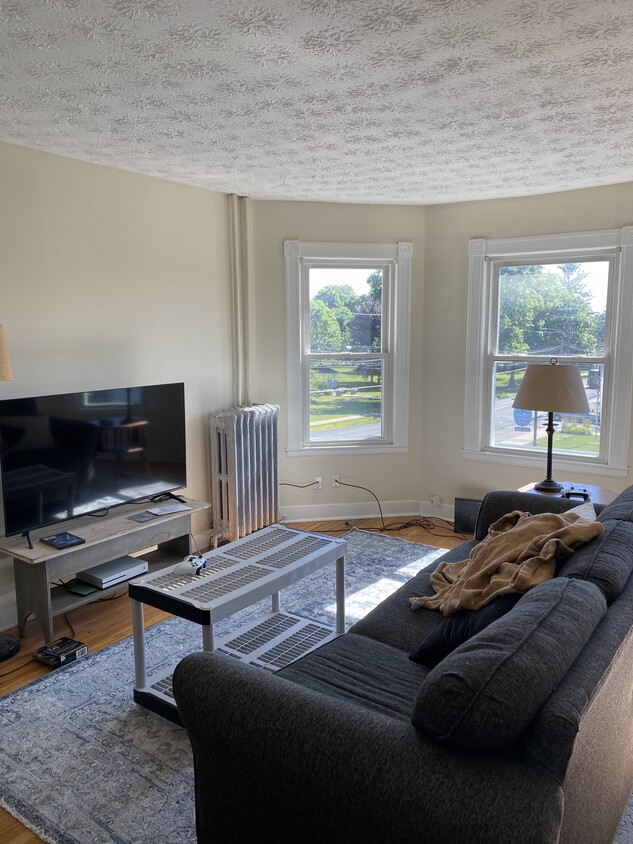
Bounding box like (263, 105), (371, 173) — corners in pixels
(411, 578), (607, 748)
(566, 500), (597, 521)
(409, 592), (522, 667)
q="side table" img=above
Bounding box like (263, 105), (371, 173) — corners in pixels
(518, 482), (617, 507)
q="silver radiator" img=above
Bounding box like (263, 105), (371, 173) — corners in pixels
(209, 404), (280, 542)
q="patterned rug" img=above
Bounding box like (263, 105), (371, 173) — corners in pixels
(3, 526), (633, 844)
(0, 528), (443, 844)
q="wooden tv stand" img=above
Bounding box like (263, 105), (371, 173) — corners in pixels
(0, 498), (209, 643)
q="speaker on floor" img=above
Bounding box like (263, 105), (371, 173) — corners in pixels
(0, 633), (20, 661)
(454, 497), (482, 535)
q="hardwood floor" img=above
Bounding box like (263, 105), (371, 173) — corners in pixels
(0, 516), (467, 844)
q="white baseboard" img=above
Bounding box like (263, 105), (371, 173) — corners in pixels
(279, 499), (455, 524)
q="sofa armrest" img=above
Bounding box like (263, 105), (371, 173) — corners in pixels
(173, 652), (563, 844)
(474, 490), (585, 541)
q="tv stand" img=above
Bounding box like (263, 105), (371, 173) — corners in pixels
(0, 498), (209, 643)
(22, 531), (33, 550)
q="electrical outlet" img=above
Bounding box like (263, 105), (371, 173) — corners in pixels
(331, 474), (341, 488)
(314, 475), (323, 490)
(430, 494), (441, 505)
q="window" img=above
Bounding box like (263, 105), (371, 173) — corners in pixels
(284, 240), (412, 456)
(464, 228), (633, 478)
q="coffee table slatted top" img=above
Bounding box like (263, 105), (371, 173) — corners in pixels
(128, 525), (346, 623)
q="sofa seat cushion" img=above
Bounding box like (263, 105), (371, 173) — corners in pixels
(279, 632), (429, 722)
(412, 578), (607, 747)
(349, 540), (479, 652)
(557, 519), (633, 603)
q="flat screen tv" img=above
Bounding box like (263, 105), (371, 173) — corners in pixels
(0, 382), (186, 539)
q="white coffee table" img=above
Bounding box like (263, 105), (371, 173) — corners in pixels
(128, 524), (346, 723)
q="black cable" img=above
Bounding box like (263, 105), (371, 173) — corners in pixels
(282, 476), (472, 540)
(190, 532), (202, 555)
(334, 482), (472, 539)
(336, 480), (387, 530)
(0, 656), (41, 677)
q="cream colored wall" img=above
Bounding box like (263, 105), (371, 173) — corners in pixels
(2, 144), (632, 631)
(248, 200), (427, 513)
(422, 182), (633, 505)
(0, 142), (234, 630)
(250, 184), (633, 519)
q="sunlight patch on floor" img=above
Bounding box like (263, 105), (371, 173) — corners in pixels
(397, 549), (445, 577)
(325, 577), (404, 620)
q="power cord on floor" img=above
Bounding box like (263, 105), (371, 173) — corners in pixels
(0, 656), (40, 677)
(281, 476), (471, 540)
(331, 480), (470, 539)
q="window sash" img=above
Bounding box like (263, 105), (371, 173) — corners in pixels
(284, 240), (411, 456)
(485, 255), (613, 463)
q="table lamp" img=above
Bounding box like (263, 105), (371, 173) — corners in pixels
(0, 325), (20, 660)
(512, 358), (589, 494)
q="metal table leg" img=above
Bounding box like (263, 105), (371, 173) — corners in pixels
(202, 624), (214, 652)
(131, 598), (146, 689)
(336, 555), (346, 634)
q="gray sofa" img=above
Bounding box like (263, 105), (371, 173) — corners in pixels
(173, 487), (633, 844)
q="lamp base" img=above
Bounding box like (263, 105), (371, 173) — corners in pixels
(0, 632), (19, 661)
(533, 478), (564, 494)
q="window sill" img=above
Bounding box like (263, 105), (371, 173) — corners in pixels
(286, 443), (409, 457)
(462, 448), (628, 478)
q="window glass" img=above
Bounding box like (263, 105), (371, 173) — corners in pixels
(497, 262), (608, 356)
(491, 260), (609, 459)
(308, 358), (383, 442)
(307, 267), (384, 442)
(308, 268), (382, 353)
(492, 361), (603, 457)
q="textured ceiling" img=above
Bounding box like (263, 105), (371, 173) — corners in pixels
(1, 0), (632, 205)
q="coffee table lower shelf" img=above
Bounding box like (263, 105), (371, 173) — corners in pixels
(134, 610), (336, 725)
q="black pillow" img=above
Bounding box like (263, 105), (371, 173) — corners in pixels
(409, 592), (522, 666)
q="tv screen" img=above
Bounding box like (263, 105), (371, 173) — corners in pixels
(0, 382), (186, 537)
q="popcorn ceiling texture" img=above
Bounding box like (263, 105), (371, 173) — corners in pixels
(0, 0), (632, 204)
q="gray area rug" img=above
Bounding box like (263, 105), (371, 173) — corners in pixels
(2, 526), (633, 843)
(0, 528), (444, 844)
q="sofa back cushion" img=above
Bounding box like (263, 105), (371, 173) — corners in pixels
(412, 578), (607, 748)
(596, 485), (633, 523)
(557, 519), (633, 603)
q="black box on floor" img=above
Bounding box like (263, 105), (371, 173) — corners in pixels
(36, 636), (88, 668)
(454, 497), (482, 534)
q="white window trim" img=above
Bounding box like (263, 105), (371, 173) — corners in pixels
(464, 227), (633, 478)
(284, 240), (412, 457)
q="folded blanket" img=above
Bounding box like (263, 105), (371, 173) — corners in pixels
(410, 510), (604, 615)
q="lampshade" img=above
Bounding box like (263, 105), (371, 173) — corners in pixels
(0, 325), (13, 382)
(513, 361), (589, 414)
